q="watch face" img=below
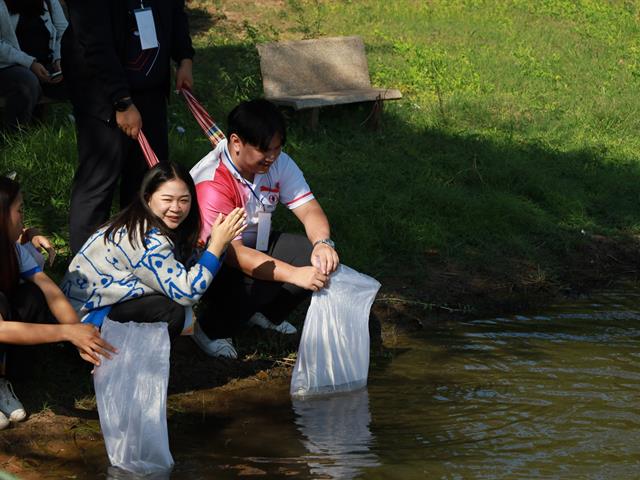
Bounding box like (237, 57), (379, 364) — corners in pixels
(115, 99), (132, 111)
(324, 239), (335, 248)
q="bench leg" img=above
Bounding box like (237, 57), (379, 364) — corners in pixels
(367, 99), (383, 131)
(307, 108), (319, 131)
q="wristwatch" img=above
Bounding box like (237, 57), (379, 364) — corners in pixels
(114, 97), (133, 112)
(314, 238), (335, 249)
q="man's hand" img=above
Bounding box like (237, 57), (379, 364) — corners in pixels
(30, 61), (50, 83)
(311, 242), (339, 275)
(289, 266), (328, 291)
(175, 58), (193, 91)
(116, 104), (142, 139)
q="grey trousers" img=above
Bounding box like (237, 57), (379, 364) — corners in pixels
(198, 232), (314, 339)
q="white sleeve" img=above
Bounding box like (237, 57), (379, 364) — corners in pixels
(278, 153), (315, 210)
(48, 0), (68, 61)
(0, 5), (35, 68)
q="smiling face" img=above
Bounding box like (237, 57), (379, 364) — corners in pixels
(229, 133), (282, 180)
(8, 192), (24, 242)
(147, 179), (192, 230)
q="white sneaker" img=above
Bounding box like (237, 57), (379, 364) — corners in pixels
(192, 324), (238, 359)
(0, 379), (26, 422)
(248, 312), (297, 335)
(0, 411), (9, 430)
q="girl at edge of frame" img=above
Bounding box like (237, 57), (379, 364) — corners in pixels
(0, 175), (116, 430)
(61, 161), (246, 347)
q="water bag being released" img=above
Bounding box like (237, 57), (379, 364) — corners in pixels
(94, 318), (173, 475)
(291, 265), (381, 398)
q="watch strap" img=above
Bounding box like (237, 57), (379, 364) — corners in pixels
(313, 238), (335, 249)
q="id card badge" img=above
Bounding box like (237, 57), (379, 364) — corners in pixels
(134, 8), (159, 50)
(256, 212), (272, 251)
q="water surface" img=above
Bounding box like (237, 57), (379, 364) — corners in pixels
(159, 289), (640, 479)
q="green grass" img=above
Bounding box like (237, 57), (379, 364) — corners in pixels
(3, 0), (640, 285)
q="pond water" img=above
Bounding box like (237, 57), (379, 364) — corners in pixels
(152, 289), (640, 479)
(33, 289), (640, 479)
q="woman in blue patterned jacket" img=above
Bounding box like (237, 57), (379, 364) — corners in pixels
(61, 162), (245, 339)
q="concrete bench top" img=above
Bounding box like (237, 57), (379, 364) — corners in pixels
(266, 87), (402, 110)
(257, 35), (401, 111)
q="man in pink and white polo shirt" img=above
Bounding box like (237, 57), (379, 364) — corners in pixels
(190, 99), (339, 358)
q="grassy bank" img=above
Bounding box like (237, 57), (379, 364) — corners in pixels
(4, 0), (640, 297)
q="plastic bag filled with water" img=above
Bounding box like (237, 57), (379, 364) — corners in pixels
(94, 318), (173, 475)
(291, 265), (381, 398)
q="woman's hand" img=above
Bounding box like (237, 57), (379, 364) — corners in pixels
(63, 323), (118, 367)
(31, 234), (56, 266)
(207, 208), (246, 257)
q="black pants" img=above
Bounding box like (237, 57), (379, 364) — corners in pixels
(68, 88), (169, 253)
(199, 232), (313, 339)
(0, 283), (49, 376)
(109, 294), (185, 341)
(0, 66), (41, 131)
(0, 283), (48, 326)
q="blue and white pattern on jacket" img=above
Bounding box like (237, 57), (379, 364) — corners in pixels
(61, 227), (220, 317)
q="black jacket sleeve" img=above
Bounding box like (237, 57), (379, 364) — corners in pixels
(170, 0), (195, 64)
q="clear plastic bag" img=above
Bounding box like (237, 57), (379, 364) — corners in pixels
(94, 318), (174, 475)
(291, 265), (381, 398)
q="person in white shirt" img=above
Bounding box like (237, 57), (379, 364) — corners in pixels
(190, 99), (339, 358)
(0, 0), (67, 130)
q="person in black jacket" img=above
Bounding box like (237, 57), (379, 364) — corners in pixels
(61, 0), (195, 253)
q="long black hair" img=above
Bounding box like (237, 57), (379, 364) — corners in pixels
(103, 162), (201, 261)
(0, 177), (21, 296)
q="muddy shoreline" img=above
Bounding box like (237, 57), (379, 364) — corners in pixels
(2, 235), (640, 478)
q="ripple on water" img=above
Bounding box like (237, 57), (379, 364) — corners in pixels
(361, 290), (640, 479)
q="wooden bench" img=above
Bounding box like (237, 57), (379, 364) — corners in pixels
(256, 35), (402, 129)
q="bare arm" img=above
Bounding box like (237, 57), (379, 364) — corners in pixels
(31, 272), (79, 324)
(0, 276), (117, 365)
(0, 317), (72, 344)
(0, 318), (115, 366)
(292, 199), (339, 275)
(226, 239), (329, 292)
(0, 309), (66, 344)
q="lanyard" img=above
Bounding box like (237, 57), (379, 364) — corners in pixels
(223, 146), (266, 211)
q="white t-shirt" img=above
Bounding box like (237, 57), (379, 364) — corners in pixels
(191, 139), (315, 248)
